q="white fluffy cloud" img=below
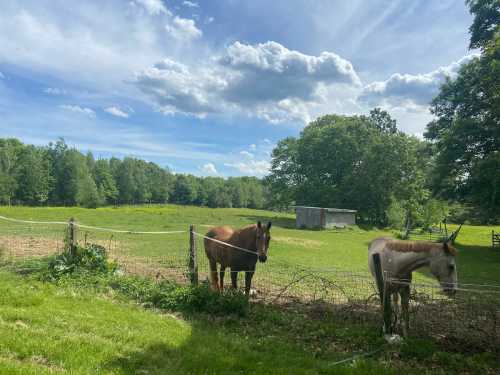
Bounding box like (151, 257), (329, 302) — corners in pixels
(105, 106), (130, 118)
(132, 0), (170, 15)
(44, 87), (66, 95)
(182, 1), (199, 8)
(133, 58), (225, 116)
(133, 41), (360, 123)
(165, 16), (202, 41)
(360, 54), (479, 107)
(201, 162), (218, 175)
(60, 105), (95, 118)
(240, 150), (254, 159)
(224, 160), (271, 176)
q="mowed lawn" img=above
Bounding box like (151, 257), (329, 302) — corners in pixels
(0, 205), (499, 285)
(0, 270), (380, 375)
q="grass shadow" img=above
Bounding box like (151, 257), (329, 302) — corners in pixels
(102, 302), (384, 375)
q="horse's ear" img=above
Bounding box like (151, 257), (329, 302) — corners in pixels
(267, 221), (272, 229)
(257, 221), (262, 228)
(443, 241), (450, 253)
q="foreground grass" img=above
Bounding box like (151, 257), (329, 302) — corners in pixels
(0, 205), (499, 285)
(0, 265), (498, 375)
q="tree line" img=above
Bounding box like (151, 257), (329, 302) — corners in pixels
(0, 138), (266, 209)
(266, 0), (500, 225)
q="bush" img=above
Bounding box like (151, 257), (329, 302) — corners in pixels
(46, 243), (116, 279)
(385, 198), (406, 229)
(112, 276), (248, 316)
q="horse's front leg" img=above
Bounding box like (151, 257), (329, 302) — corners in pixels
(244, 271), (254, 297)
(400, 285), (410, 337)
(230, 268), (238, 289)
(219, 267), (226, 292)
(209, 260), (219, 291)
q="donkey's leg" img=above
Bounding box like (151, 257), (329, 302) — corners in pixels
(401, 285), (411, 337)
(209, 260), (219, 291)
(230, 268), (238, 289)
(244, 271), (254, 297)
(392, 292), (400, 331)
(219, 267), (226, 292)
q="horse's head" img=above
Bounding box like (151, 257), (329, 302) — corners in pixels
(429, 241), (458, 297)
(255, 221), (272, 263)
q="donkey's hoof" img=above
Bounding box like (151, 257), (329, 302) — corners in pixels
(249, 288), (258, 297)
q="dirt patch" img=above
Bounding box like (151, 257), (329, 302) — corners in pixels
(0, 236), (64, 258)
(274, 236), (324, 248)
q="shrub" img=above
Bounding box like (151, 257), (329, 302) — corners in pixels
(112, 276), (248, 316)
(385, 198), (406, 229)
(46, 243), (116, 279)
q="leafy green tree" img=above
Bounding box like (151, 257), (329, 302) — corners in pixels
(267, 113), (428, 224)
(265, 137), (300, 210)
(15, 146), (52, 205)
(94, 159), (118, 204)
(425, 1), (500, 222)
(76, 174), (101, 208)
(368, 108), (397, 134)
(146, 163), (173, 203)
(467, 0), (500, 50)
(172, 175), (199, 205)
(0, 139), (23, 205)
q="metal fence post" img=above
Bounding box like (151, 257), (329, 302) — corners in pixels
(372, 253), (392, 334)
(189, 225), (198, 285)
(68, 217), (77, 256)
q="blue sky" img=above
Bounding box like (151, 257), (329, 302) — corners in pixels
(0, 0), (475, 177)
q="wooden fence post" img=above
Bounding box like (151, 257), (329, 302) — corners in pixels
(68, 217), (77, 256)
(372, 253), (392, 334)
(189, 225), (198, 285)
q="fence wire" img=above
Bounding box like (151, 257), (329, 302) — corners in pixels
(0, 216), (498, 350)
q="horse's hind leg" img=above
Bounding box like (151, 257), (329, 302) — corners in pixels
(230, 268), (238, 289)
(244, 271), (254, 297)
(219, 267), (226, 292)
(209, 259), (219, 291)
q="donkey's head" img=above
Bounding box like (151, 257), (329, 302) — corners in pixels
(429, 241), (458, 296)
(255, 221), (272, 263)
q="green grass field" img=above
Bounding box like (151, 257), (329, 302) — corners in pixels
(0, 205), (499, 374)
(0, 205), (499, 285)
(3, 268), (497, 375)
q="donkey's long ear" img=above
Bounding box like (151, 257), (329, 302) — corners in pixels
(257, 221), (262, 228)
(267, 221), (272, 229)
(443, 241), (451, 254)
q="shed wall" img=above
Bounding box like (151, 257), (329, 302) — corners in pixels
(296, 207), (356, 229)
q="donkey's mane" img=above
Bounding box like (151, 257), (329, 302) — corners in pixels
(386, 239), (457, 256)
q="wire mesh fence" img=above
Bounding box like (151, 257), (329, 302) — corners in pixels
(0, 216), (498, 350)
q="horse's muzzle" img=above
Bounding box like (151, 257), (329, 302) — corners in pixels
(443, 287), (457, 297)
(258, 255), (267, 263)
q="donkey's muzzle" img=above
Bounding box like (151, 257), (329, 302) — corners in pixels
(258, 255), (267, 263)
(443, 287), (457, 297)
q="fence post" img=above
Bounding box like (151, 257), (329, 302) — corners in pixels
(372, 253), (392, 334)
(68, 217), (77, 257)
(189, 225), (198, 285)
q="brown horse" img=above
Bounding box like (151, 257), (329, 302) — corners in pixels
(204, 221), (272, 296)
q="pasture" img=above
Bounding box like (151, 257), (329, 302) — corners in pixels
(0, 205), (499, 284)
(0, 205), (499, 374)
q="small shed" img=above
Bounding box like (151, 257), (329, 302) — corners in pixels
(295, 206), (357, 229)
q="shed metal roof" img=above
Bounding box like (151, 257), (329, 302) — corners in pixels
(294, 206), (357, 213)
